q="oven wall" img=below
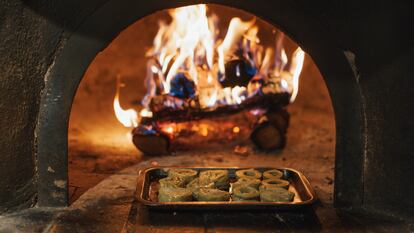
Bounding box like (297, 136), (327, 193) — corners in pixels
(0, 0), (109, 213)
(0, 0), (413, 216)
(304, 1), (414, 215)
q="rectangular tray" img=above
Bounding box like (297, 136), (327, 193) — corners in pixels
(137, 167), (317, 210)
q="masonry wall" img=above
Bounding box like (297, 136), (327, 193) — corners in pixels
(0, 0), (413, 215)
(0, 0), (109, 212)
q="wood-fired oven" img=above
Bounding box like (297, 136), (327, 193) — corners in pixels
(1, 0), (413, 232)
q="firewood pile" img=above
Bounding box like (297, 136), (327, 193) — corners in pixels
(132, 69), (291, 155)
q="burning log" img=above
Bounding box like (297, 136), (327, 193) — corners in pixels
(146, 92), (290, 124)
(134, 93), (289, 155)
(134, 84), (290, 155)
(265, 109), (290, 134)
(148, 94), (189, 114)
(169, 72), (196, 99)
(112, 5), (306, 156)
(132, 125), (170, 156)
(134, 76), (291, 155)
(250, 109), (289, 150)
(132, 93), (290, 156)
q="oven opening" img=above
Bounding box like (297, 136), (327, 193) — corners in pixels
(68, 4), (335, 206)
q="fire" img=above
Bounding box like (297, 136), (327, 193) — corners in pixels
(113, 4), (305, 128)
(145, 4), (216, 94)
(161, 124), (175, 135)
(217, 17), (255, 74)
(198, 124), (209, 137)
(140, 108), (153, 118)
(113, 76), (138, 128)
(288, 47), (305, 102)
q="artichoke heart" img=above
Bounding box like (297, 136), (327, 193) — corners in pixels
(235, 169), (262, 179)
(260, 189), (295, 202)
(199, 170), (229, 190)
(168, 168), (198, 184)
(158, 187), (193, 202)
(196, 187), (230, 201)
(187, 178), (215, 190)
(263, 169), (283, 180)
(232, 178), (261, 190)
(159, 176), (186, 189)
(260, 178), (290, 191)
(232, 186), (260, 201)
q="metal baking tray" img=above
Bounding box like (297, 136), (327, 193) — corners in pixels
(137, 167), (317, 210)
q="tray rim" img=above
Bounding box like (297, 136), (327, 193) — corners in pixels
(137, 166), (317, 208)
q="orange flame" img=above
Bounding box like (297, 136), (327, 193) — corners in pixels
(147, 4), (216, 93)
(143, 5), (262, 109)
(217, 17), (255, 74)
(288, 47), (305, 102)
(113, 76), (139, 128)
(115, 4), (306, 129)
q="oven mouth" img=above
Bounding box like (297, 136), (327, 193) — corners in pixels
(34, 1), (365, 212)
(64, 4), (335, 207)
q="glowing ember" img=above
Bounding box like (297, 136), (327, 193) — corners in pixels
(232, 126), (240, 134)
(198, 124), (209, 137)
(113, 4), (305, 128)
(140, 108), (153, 118)
(162, 125), (175, 135)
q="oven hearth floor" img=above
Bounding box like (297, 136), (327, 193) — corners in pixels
(1, 153), (413, 233)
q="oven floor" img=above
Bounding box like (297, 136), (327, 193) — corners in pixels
(1, 153), (413, 232)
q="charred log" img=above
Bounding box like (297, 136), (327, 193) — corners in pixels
(265, 109), (290, 134)
(136, 77), (291, 154)
(219, 59), (257, 87)
(250, 110), (289, 150)
(148, 94), (189, 114)
(169, 72), (196, 99)
(132, 125), (170, 156)
(145, 92), (290, 124)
